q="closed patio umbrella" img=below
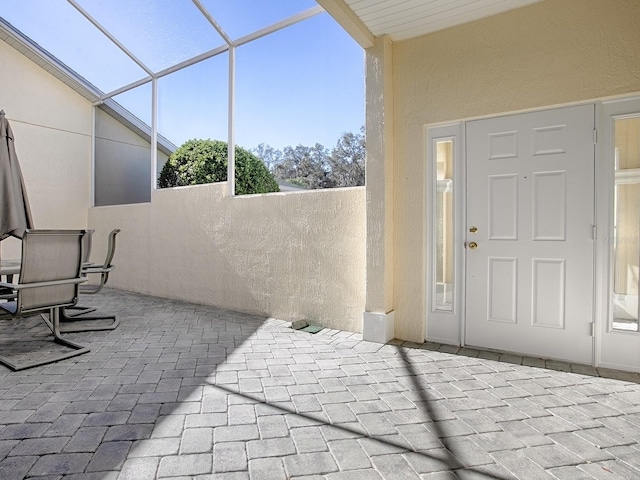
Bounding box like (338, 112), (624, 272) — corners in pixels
(0, 110), (33, 250)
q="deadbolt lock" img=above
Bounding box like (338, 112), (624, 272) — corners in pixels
(468, 242), (478, 249)
(469, 226), (478, 234)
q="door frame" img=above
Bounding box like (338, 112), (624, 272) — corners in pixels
(426, 98), (640, 368)
(595, 96), (640, 371)
(425, 122), (466, 345)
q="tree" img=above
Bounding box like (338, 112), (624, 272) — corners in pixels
(253, 128), (366, 190)
(272, 143), (329, 189)
(252, 143), (282, 172)
(327, 127), (365, 187)
(158, 139), (279, 195)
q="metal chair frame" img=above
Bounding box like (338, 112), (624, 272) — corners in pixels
(0, 229), (89, 371)
(60, 228), (120, 332)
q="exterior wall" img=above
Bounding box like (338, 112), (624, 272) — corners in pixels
(89, 185), (366, 332)
(0, 40), (92, 258)
(392, 0), (640, 342)
(95, 109), (149, 206)
(94, 108), (169, 206)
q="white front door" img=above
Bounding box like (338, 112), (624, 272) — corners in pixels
(465, 105), (595, 364)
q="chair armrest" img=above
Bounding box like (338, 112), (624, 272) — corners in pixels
(10, 277), (87, 290)
(82, 266), (115, 274)
(0, 281), (16, 290)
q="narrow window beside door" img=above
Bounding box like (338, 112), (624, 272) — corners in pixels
(613, 117), (640, 332)
(435, 140), (454, 311)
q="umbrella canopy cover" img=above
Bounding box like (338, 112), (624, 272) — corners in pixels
(0, 110), (33, 240)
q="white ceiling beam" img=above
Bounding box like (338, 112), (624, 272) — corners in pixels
(316, 0), (375, 49)
(67, 0), (154, 77)
(233, 6), (325, 47)
(191, 0), (234, 46)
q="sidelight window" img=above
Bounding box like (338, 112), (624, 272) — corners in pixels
(612, 116), (640, 332)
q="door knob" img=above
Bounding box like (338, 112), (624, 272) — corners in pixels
(469, 226), (478, 234)
(468, 242), (478, 249)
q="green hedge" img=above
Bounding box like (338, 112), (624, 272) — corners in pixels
(158, 139), (279, 195)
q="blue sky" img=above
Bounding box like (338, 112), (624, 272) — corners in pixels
(1, 1), (364, 151)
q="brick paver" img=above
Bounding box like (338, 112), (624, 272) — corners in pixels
(1, 288), (640, 478)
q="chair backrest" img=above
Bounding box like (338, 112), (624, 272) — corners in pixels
(102, 229), (121, 269)
(17, 229), (86, 314)
(83, 229), (95, 264)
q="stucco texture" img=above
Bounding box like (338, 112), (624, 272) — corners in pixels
(392, 0), (640, 342)
(89, 185), (366, 332)
(0, 40), (92, 258)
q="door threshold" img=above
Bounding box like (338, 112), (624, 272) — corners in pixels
(391, 339), (640, 383)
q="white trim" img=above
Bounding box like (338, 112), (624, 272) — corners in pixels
(614, 168), (640, 184)
(363, 311), (395, 343)
(91, 106), (96, 207)
(315, 0), (375, 49)
(596, 96), (640, 372)
(234, 6), (325, 47)
(151, 77), (158, 193)
(425, 122), (463, 345)
(67, 0), (154, 77)
(227, 46), (236, 196)
(191, 0), (233, 46)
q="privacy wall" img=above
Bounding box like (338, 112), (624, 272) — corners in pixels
(391, 0), (640, 342)
(89, 185), (366, 332)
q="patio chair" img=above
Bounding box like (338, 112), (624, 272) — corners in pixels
(0, 229), (89, 371)
(62, 229), (95, 317)
(60, 228), (120, 332)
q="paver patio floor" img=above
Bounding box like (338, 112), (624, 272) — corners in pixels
(1, 288), (640, 479)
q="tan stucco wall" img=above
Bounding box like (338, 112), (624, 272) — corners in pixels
(392, 0), (640, 342)
(365, 36), (394, 314)
(0, 40), (92, 258)
(89, 185), (366, 332)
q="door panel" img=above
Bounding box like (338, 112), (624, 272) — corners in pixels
(465, 105), (595, 364)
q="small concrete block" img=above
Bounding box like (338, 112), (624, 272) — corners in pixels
(129, 438), (180, 457)
(85, 441), (131, 472)
(0, 455), (38, 480)
(157, 453), (212, 477)
(214, 425), (259, 443)
(104, 423), (153, 441)
(7, 437), (68, 456)
(291, 320), (309, 330)
(291, 426), (328, 453)
(29, 453), (92, 476)
(523, 444), (585, 469)
(247, 437), (296, 459)
(328, 439), (372, 470)
(283, 452), (338, 477)
(213, 441), (248, 472)
(325, 469), (384, 480)
(248, 458), (287, 480)
(370, 454), (423, 479)
(180, 427), (213, 454)
(118, 457), (160, 480)
(522, 357), (546, 368)
(362, 312), (394, 344)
